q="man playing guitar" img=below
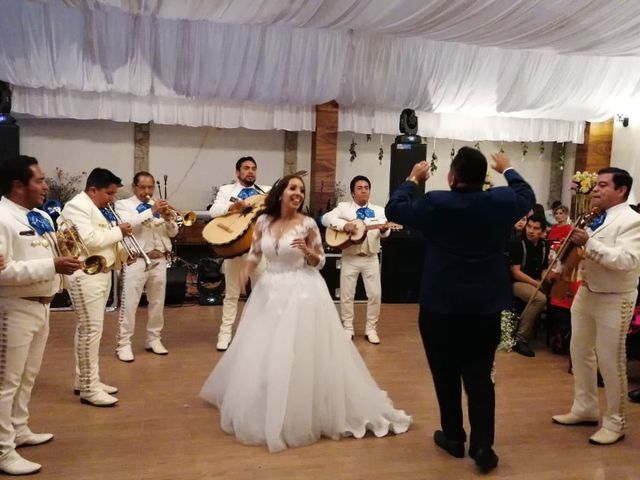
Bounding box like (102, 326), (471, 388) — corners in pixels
(208, 157), (270, 351)
(322, 175), (389, 344)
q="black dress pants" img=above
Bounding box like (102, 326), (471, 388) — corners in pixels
(419, 309), (501, 450)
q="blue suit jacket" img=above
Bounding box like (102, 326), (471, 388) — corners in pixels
(385, 169), (535, 314)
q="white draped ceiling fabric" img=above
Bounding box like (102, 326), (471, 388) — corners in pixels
(3, 0), (640, 142)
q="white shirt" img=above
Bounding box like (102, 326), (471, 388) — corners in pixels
(0, 197), (60, 298)
(209, 181), (271, 219)
(115, 196), (179, 253)
(321, 201), (390, 256)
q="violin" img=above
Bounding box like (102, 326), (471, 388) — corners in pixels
(549, 207), (601, 300)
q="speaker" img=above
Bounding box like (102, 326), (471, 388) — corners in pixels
(0, 81), (12, 114)
(389, 142), (426, 195)
(165, 265), (188, 305)
(381, 231), (426, 303)
(0, 123), (19, 163)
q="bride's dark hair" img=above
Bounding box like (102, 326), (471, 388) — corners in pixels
(260, 174), (306, 219)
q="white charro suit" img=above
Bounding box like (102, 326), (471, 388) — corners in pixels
(115, 196), (179, 351)
(0, 198), (59, 460)
(321, 201), (390, 335)
(209, 182), (270, 344)
(59, 192), (124, 397)
(570, 202), (640, 434)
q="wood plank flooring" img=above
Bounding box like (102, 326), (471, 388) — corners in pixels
(23, 303), (640, 479)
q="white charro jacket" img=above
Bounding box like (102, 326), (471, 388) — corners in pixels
(580, 202), (640, 294)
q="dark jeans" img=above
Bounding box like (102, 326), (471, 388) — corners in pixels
(419, 309), (501, 451)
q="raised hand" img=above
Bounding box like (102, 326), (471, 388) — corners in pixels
(490, 152), (512, 174)
(408, 161), (431, 184)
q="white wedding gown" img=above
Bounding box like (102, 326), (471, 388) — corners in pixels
(200, 214), (411, 452)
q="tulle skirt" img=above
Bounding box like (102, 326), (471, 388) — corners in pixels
(200, 267), (412, 452)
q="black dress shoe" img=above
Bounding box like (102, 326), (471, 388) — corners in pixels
(433, 430), (465, 458)
(513, 340), (535, 357)
(629, 388), (640, 403)
(469, 447), (499, 473)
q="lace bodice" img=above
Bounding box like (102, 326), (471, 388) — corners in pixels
(247, 215), (325, 273)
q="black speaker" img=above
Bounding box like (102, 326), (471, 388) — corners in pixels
(381, 231), (426, 303)
(389, 142), (426, 196)
(0, 123), (19, 163)
(0, 81), (12, 114)
(165, 265), (187, 305)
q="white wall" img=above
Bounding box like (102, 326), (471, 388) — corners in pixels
(19, 118), (134, 194)
(17, 117), (566, 212)
(612, 120), (640, 204)
(149, 125), (285, 210)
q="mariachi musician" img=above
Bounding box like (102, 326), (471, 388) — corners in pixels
(59, 168), (132, 408)
(0, 156), (81, 475)
(321, 175), (389, 344)
(208, 157), (270, 351)
(114, 171), (178, 362)
(553, 168), (640, 446)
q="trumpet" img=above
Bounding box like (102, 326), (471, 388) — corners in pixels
(105, 204), (155, 272)
(148, 189), (196, 227)
(48, 218), (107, 275)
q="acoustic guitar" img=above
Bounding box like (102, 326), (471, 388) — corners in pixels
(325, 220), (402, 250)
(202, 195), (266, 258)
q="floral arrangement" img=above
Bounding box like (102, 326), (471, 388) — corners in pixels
(497, 310), (518, 352)
(571, 171), (598, 194)
(45, 167), (86, 203)
(483, 171), (494, 191)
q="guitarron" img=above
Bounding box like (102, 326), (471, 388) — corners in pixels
(203, 195), (266, 258)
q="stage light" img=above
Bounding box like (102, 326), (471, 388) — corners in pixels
(0, 113), (16, 124)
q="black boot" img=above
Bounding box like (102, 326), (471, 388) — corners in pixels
(433, 430), (465, 458)
(469, 446), (499, 473)
(629, 388), (640, 403)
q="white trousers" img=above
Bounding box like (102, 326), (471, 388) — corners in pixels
(0, 298), (49, 457)
(570, 286), (637, 433)
(117, 258), (167, 348)
(339, 254), (381, 334)
(67, 270), (111, 395)
(220, 255), (265, 337)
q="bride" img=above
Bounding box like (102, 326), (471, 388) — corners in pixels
(200, 174), (411, 452)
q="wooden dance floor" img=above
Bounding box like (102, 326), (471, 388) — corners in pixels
(28, 304), (640, 479)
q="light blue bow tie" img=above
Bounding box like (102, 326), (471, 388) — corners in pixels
(137, 202), (160, 218)
(100, 207), (117, 224)
(589, 211), (607, 231)
(27, 211), (54, 236)
(238, 187), (259, 200)
(356, 207), (375, 220)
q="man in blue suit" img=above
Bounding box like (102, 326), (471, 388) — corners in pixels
(386, 147), (534, 473)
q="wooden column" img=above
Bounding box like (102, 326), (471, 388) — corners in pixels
(283, 130), (298, 176)
(134, 122), (150, 173)
(574, 119), (613, 173)
(310, 101), (338, 216)
(547, 142), (565, 206)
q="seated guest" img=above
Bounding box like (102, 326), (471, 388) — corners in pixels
(545, 200), (562, 226)
(547, 205), (571, 251)
(510, 215), (549, 357)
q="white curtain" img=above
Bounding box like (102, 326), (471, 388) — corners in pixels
(340, 107), (584, 143)
(60, 0), (640, 56)
(2, 0), (640, 138)
(12, 86), (316, 131)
